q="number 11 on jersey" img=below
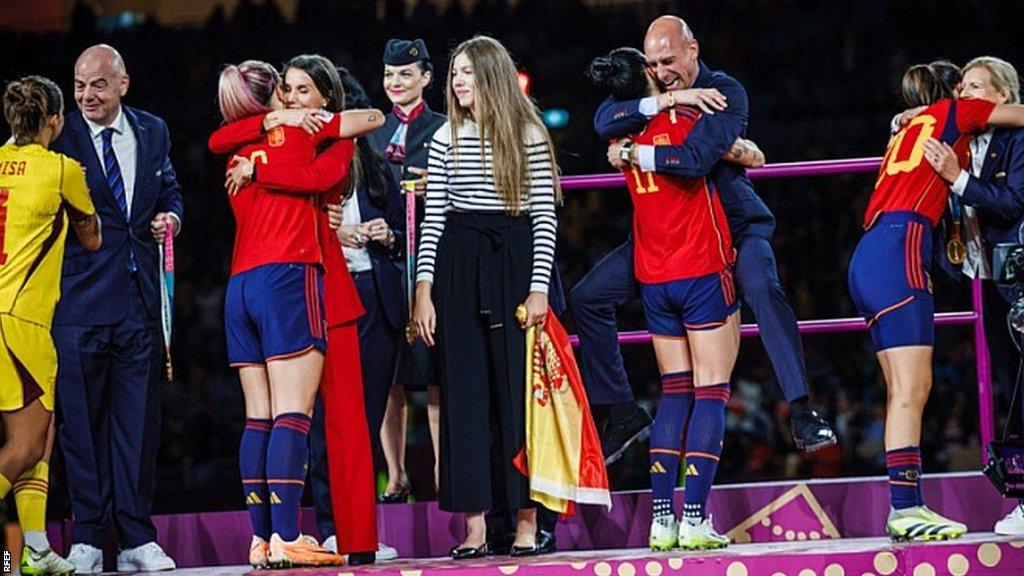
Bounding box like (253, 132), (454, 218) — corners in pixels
(630, 166), (660, 194)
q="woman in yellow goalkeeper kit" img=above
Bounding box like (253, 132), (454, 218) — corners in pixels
(0, 75), (101, 575)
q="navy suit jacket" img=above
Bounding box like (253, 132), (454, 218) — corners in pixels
(594, 61), (775, 239)
(356, 168), (407, 331)
(961, 127), (1024, 302)
(51, 106), (184, 326)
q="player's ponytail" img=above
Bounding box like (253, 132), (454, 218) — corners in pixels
(588, 47), (651, 101)
(3, 75), (63, 145)
(218, 60), (279, 123)
(901, 63), (956, 108)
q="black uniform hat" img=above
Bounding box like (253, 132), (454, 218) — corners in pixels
(383, 38), (430, 66)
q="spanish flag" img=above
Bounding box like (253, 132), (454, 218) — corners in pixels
(515, 307), (612, 514)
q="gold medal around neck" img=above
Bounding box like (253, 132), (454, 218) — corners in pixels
(947, 238), (966, 265)
(947, 220), (966, 265)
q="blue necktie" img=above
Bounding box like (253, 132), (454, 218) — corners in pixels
(102, 128), (137, 272)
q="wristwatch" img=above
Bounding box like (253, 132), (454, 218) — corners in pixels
(619, 140), (634, 165)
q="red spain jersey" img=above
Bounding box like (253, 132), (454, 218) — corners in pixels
(864, 98), (995, 229)
(256, 142), (364, 328)
(208, 111), (342, 275)
(624, 108), (734, 284)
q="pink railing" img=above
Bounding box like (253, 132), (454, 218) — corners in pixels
(557, 157), (995, 454)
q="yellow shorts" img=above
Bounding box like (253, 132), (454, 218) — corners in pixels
(0, 314), (56, 412)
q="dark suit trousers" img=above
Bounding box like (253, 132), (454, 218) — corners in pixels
(310, 270), (400, 538)
(55, 280), (162, 548)
(570, 234), (809, 406)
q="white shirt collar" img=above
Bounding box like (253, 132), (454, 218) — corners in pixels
(975, 129), (994, 147)
(84, 106), (129, 138)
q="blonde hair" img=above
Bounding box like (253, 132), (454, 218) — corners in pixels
(445, 36), (561, 213)
(217, 60), (280, 123)
(964, 56), (1020, 104)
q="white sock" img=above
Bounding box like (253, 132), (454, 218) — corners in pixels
(24, 531), (50, 552)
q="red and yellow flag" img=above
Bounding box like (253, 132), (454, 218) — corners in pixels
(515, 307), (611, 514)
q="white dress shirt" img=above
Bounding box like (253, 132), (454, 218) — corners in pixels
(636, 96), (660, 171)
(342, 192), (373, 273)
(950, 130), (993, 279)
(84, 107), (137, 218)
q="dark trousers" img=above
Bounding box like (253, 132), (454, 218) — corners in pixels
(310, 271), (400, 538)
(570, 234), (809, 406)
(435, 212), (531, 512)
(55, 282), (162, 547)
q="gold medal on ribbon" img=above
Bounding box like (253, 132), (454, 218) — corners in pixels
(946, 238), (966, 265)
(947, 221), (966, 265)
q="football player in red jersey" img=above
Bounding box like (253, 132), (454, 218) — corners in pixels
(211, 57), (383, 567)
(849, 62), (1024, 541)
(590, 48), (762, 551)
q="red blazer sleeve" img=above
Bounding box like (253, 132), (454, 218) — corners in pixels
(208, 114), (266, 154)
(256, 139), (355, 193)
(312, 111), (343, 146)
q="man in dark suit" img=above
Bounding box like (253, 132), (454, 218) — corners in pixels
(921, 56), (1024, 536)
(51, 44), (183, 574)
(585, 15), (835, 464)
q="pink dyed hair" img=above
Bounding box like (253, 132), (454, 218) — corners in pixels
(217, 60), (279, 123)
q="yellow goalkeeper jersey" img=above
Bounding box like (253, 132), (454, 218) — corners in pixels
(0, 142), (94, 327)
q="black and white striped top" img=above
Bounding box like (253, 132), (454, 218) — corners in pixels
(416, 120), (558, 294)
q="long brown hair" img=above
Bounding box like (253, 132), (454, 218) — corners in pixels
(445, 36), (561, 214)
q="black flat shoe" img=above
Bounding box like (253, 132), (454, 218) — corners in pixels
(509, 543), (540, 557)
(536, 529), (557, 555)
(378, 483), (411, 504)
(347, 551), (376, 566)
(450, 543), (489, 560)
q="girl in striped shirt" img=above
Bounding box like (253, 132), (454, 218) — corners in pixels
(412, 35), (559, 558)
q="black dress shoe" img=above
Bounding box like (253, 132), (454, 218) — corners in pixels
(790, 403), (837, 452)
(450, 543), (489, 560)
(348, 552), (376, 566)
(509, 543), (540, 557)
(378, 483), (411, 504)
(601, 402), (652, 465)
(536, 529), (557, 554)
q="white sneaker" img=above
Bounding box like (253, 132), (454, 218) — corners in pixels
(67, 543), (103, 575)
(322, 535), (338, 554)
(117, 541), (176, 572)
(995, 502), (1024, 536)
(376, 541), (399, 561)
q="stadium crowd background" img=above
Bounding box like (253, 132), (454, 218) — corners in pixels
(2, 0), (1023, 514)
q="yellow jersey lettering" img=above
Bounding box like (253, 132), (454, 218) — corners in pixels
(883, 114), (937, 178)
(0, 161), (27, 176)
(630, 166), (660, 194)
(0, 188), (9, 265)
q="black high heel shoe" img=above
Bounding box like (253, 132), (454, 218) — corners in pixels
(378, 482), (411, 504)
(450, 542), (489, 560)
